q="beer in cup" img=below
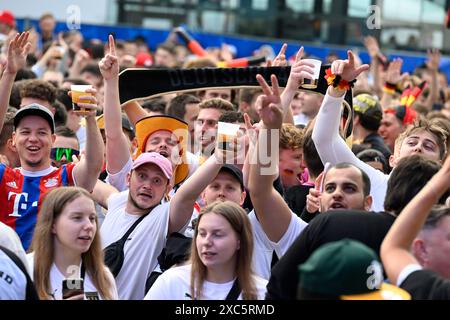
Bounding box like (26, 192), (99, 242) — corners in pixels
(71, 85), (93, 114)
(300, 59), (322, 89)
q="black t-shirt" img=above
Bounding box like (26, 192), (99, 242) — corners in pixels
(266, 210), (396, 300)
(400, 269), (450, 300)
(283, 184), (313, 218)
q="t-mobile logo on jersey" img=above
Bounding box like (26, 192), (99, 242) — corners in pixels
(7, 192), (38, 217)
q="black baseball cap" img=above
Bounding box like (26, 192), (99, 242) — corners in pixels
(219, 164), (244, 190)
(14, 103), (55, 133)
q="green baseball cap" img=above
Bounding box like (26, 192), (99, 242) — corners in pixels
(298, 239), (410, 300)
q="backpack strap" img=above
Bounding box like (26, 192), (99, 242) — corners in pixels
(225, 279), (241, 300)
(0, 246), (39, 300)
(271, 251), (279, 268)
(118, 213), (148, 244)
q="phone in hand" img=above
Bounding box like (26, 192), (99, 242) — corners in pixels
(62, 279), (84, 299)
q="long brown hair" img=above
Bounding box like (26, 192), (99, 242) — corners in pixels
(30, 187), (115, 299)
(190, 201), (257, 300)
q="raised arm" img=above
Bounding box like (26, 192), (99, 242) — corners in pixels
(381, 153), (450, 285)
(247, 74), (292, 242)
(168, 146), (232, 234)
(280, 46), (314, 119)
(363, 36), (383, 97)
(380, 58), (404, 110)
(312, 52), (391, 211)
(242, 113), (259, 188)
(312, 52), (370, 165)
(122, 101), (149, 127)
(423, 49), (440, 111)
(72, 90), (104, 192)
(99, 35), (132, 174)
(91, 179), (119, 210)
(0, 32), (31, 131)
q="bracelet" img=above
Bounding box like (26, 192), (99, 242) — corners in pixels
(384, 81), (402, 95)
(325, 68), (356, 91)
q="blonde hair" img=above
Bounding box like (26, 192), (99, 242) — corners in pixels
(394, 118), (448, 160)
(198, 98), (234, 112)
(280, 123), (303, 150)
(190, 201), (257, 300)
(30, 187), (115, 300)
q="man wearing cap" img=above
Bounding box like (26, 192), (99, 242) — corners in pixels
(165, 139), (306, 280)
(352, 93), (391, 161)
(95, 152), (195, 299)
(148, 50), (315, 279)
(297, 239), (410, 300)
(0, 32), (105, 250)
(95, 36), (196, 299)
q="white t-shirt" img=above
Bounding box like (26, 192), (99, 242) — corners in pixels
(249, 210), (308, 280)
(27, 253), (118, 300)
(100, 191), (172, 300)
(0, 249), (27, 300)
(0, 222), (30, 274)
(144, 264), (268, 300)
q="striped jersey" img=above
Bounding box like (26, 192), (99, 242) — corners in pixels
(0, 163), (76, 250)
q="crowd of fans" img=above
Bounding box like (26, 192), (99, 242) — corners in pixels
(1, 9), (450, 300)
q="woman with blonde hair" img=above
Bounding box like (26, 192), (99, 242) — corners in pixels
(144, 201), (267, 300)
(28, 187), (117, 300)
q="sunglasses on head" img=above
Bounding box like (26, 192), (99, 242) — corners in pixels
(50, 148), (80, 162)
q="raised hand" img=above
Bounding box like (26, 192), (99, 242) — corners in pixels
(3, 32), (31, 74)
(426, 48), (441, 72)
(306, 187), (321, 213)
(68, 87), (98, 118)
(98, 35), (119, 81)
(243, 112), (259, 147)
(285, 46), (314, 92)
(385, 58), (405, 84)
(330, 50), (370, 83)
(255, 74), (283, 130)
(363, 36), (380, 59)
(267, 43), (288, 67)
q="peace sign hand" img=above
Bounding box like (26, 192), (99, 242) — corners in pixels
(255, 74), (283, 130)
(99, 35), (119, 81)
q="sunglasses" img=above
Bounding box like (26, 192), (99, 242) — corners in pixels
(50, 148), (80, 162)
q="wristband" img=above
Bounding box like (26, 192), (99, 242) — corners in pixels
(325, 68), (356, 91)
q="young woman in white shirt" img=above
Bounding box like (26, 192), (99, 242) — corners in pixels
(145, 201), (267, 300)
(29, 187), (118, 300)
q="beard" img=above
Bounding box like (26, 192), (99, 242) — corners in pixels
(24, 157), (44, 168)
(128, 192), (158, 212)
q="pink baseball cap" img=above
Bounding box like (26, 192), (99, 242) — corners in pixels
(132, 152), (173, 180)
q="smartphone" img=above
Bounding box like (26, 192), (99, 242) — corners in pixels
(62, 279), (84, 299)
